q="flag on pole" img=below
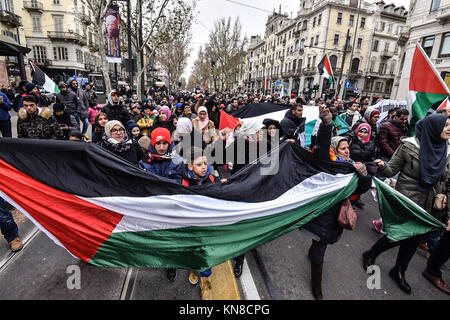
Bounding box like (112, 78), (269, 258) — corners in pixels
(408, 44), (450, 135)
(0, 139), (445, 269)
(30, 61), (60, 94)
(318, 55), (334, 84)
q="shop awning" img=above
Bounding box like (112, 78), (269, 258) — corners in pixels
(0, 41), (31, 56)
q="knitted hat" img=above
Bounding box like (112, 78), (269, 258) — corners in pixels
(127, 122), (140, 133)
(151, 127), (172, 146)
(138, 136), (151, 151)
(104, 120), (125, 138)
(25, 82), (36, 92)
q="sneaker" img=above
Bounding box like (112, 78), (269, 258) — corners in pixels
(9, 237), (23, 252)
(82, 133), (90, 140)
(200, 277), (212, 300)
(167, 268), (177, 282)
(419, 243), (430, 252)
(188, 270), (199, 285)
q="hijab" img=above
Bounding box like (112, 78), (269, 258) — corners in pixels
(356, 123), (371, 144)
(415, 114), (449, 189)
(330, 136), (354, 164)
(197, 106), (210, 130)
(159, 106), (172, 122)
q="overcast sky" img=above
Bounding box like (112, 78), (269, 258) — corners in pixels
(183, 0), (411, 80)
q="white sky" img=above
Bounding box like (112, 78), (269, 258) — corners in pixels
(183, 0), (411, 80)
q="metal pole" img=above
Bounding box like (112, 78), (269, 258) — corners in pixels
(336, 29), (350, 100)
(127, 0), (133, 88)
(343, 0), (362, 100)
(114, 63), (118, 90)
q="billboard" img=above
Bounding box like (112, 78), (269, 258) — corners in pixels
(105, 4), (121, 63)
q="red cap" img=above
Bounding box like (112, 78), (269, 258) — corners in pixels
(151, 127), (172, 146)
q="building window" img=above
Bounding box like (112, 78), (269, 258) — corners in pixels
(430, 0), (441, 13)
(373, 40), (379, 52)
(360, 17), (366, 29)
(351, 58), (360, 73)
(315, 35), (319, 45)
(349, 15), (354, 27)
(379, 62), (386, 74)
(375, 82), (383, 92)
(439, 32), (450, 57)
(53, 15), (64, 32)
(329, 55), (338, 70)
(378, 22), (385, 32)
(318, 14), (322, 25)
(310, 37), (314, 47)
(423, 36), (435, 57)
(334, 34), (339, 46)
(33, 46), (47, 62)
(76, 49), (83, 63)
(53, 0), (60, 4)
(337, 12), (342, 24)
(388, 24), (393, 34)
(53, 47), (68, 60)
(313, 17), (316, 28)
(357, 38), (362, 49)
(31, 15), (42, 33)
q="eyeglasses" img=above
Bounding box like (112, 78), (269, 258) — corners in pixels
(111, 128), (125, 133)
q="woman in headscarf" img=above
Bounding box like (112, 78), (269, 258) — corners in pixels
(151, 106), (176, 134)
(192, 106), (217, 146)
(100, 120), (143, 165)
(364, 114), (450, 295)
(349, 123), (377, 164)
(302, 106), (373, 300)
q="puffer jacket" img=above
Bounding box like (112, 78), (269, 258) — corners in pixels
(56, 90), (79, 115)
(379, 137), (450, 221)
(138, 143), (184, 183)
(102, 92), (131, 128)
(0, 92), (12, 121)
(378, 119), (410, 159)
(17, 107), (64, 140)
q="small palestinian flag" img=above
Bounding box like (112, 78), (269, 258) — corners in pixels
(0, 139), (445, 269)
(436, 96), (450, 112)
(409, 44), (449, 135)
(30, 61), (60, 94)
(318, 55), (334, 84)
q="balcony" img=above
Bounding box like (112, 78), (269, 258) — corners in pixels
(0, 10), (23, 27)
(349, 70), (363, 77)
(381, 49), (394, 59)
(33, 58), (52, 66)
(23, 1), (43, 11)
(436, 5), (450, 25)
(397, 29), (410, 46)
(48, 31), (83, 43)
(303, 67), (316, 75)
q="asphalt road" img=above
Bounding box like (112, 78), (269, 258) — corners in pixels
(1, 112), (448, 301)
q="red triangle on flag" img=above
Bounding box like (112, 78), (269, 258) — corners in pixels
(409, 45), (449, 94)
(219, 110), (241, 132)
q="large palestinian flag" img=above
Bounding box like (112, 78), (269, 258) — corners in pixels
(0, 139), (445, 269)
(409, 44), (450, 135)
(220, 103), (320, 144)
(30, 61), (60, 94)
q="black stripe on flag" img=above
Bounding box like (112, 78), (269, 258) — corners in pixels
(30, 62), (46, 86)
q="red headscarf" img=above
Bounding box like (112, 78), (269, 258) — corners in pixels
(356, 123), (371, 144)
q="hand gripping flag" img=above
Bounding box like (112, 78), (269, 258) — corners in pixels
(0, 139), (445, 269)
(408, 44), (450, 135)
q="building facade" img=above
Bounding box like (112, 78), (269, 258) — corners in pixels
(394, 0), (450, 100)
(243, 0), (408, 103)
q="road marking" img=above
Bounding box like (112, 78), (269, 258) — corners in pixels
(209, 260), (241, 300)
(0, 227), (40, 272)
(239, 257), (261, 300)
(120, 267), (138, 300)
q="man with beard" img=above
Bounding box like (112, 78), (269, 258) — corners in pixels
(102, 90), (131, 128)
(378, 108), (410, 161)
(280, 104), (306, 147)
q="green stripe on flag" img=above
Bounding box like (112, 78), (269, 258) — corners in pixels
(410, 91), (448, 136)
(374, 177), (446, 242)
(89, 175), (359, 269)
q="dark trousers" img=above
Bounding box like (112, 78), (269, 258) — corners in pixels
(0, 120), (12, 138)
(367, 234), (422, 272)
(0, 197), (18, 243)
(426, 230), (450, 279)
(309, 240), (328, 265)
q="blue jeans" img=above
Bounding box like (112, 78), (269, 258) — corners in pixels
(0, 197), (18, 243)
(72, 112), (90, 135)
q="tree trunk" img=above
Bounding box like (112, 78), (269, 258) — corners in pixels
(96, 22), (112, 95)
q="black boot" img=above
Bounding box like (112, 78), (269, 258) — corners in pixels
(167, 268), (177, 282)
(234, 256), (244, 279)
(362, 251), (376, 273)
(351, 198), (365, 209)
(389, 266), (411, 294)
(311, 262), (323, 300)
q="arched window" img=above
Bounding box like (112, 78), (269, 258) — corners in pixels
(329, 55), (338, 70)
(351, 58), (360, 73)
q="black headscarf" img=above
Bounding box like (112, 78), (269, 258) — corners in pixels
(415, 114), (449, 189)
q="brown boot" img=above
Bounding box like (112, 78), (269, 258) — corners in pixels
(9, 237), (23, 252)
(311, 262), (323, 300)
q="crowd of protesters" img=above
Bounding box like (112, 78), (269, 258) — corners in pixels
(0, 80), (449, 300)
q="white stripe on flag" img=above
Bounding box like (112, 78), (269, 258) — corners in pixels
(79, 172), (355, 233)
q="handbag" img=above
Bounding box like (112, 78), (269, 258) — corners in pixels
(338, 198), (358, 230)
